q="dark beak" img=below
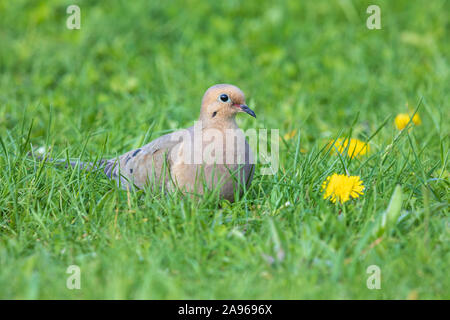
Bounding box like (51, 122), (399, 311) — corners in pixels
(239, 104), (256, 118)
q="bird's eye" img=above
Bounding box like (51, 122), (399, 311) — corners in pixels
(219, 94), (230, 102)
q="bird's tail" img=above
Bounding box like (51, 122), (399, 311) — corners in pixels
(37, 156), (104, 170)
(30, 151), (116, 177)
(28, 145), (124, 186)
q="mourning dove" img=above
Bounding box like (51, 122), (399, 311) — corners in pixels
(61, 84), (256, 202)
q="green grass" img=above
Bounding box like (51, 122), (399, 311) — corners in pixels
(0, 0), (449, 299)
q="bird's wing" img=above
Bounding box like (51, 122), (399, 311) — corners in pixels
(106, 127), (192, 189)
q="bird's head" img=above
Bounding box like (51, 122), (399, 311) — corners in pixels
(200, 84), (256, 124)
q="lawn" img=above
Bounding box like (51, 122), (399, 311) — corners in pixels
(0, 0), (448, 299)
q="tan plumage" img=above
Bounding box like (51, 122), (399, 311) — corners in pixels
(104, 84), (256, 202)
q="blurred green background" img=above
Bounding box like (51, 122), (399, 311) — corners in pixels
(0, 0), (448, 299)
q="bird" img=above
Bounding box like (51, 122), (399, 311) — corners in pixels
(45, 84), (256, 202)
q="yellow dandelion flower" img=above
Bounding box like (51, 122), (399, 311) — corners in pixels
(395, 113), (410, 130)
(395, 113), (421, 130)
(283, 129), (297, 140)
(411, 113), (421, 125)
(322, 173), (364, 204)
(329, 138), (370, 159)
